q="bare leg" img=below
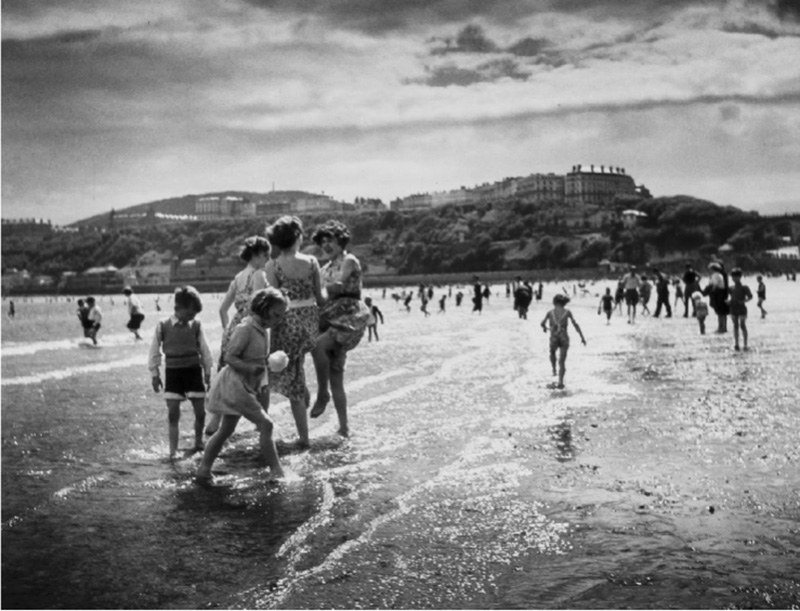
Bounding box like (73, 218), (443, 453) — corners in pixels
(311, 332), (334, 417)
(189, 398), (206, 451)
(167, 399), (181, 459)
(195, 414), (239, 480)
(557, 346), (568, 388)
(329, 365), (349, 437)
(244, 410), (284, 477)
(289, 398), (310, 447)
(732, 316), (741, 350)
(205, 412), (221, 436)
(741, 319), (748, 349)
(549, 347), (557, 376)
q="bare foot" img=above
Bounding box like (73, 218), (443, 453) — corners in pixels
(310, 395), (329, 418)
(337, 427), (349, 438)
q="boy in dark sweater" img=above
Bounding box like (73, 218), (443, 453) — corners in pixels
(148, 286), (213, 459)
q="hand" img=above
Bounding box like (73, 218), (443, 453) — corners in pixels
(152, 376), (163, 393)
(581, 338), (587, 346)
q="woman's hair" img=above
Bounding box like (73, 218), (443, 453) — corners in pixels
(553, 294), (570, 305)
(240, 236), (271, 262)
(266, 216), (304, 250)
(174, 285), (203, 312)
(312, 220), (351, 248)
(249, 287), (288, 318)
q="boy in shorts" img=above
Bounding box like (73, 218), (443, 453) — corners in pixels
(148, 286), (213, 459)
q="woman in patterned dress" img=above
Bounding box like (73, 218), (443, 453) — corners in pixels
(309, 220), (370, 436)
(265, 216), (324, 448)
(204, 236), (270, 435)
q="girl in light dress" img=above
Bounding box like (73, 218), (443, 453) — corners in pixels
(540, 294), (586, 389)
(265, 216), (325, 448)
(205, 236), (270, 436)
(309, 220), (370, 437)
(196, 288), (289, 483)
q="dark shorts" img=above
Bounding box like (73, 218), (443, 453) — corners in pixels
(624, 289), (639, 305)
(165, 366), (206, 401)
(127, 313), (145, 330)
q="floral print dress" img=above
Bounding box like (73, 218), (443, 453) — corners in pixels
(269, 259), (321, 402)
(319, 255), (369, 351)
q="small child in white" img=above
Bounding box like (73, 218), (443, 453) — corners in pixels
(364, 297), (384, 341)
(691, 292), (709, 335)
(148, 286), (213, 459)
(196, 288), (289, 483)
(85, 297), (103, 345)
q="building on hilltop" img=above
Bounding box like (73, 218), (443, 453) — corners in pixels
(565, 165), (637, 206)
(196, 196), (256, 220)
(197, 194), (355, 219)
(389, 164), (650, 211)
(1, 218), (53, 237)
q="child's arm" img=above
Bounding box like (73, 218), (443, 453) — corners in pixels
(569, 311), (587, 345)
(196, 322), (214, 388)
(219, 280), (236, 331)
(376, 305), (384, 324)
(148, 323), (164, 392)
(540, 311), (550, 333)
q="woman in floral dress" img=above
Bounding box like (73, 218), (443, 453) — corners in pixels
(205, 236), (270, 435)
(265, 216), (324, 447)
(309, 220), (370, 436)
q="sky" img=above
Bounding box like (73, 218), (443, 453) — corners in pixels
(2, 0), (800, 225)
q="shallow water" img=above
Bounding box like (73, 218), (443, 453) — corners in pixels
(2, 280), (799, 609)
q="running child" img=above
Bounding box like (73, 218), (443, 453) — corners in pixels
(728, 268), (753, 351)
(365, 296), (384, 341)
(598, 288), (614, 324)
(691, 292), (709, 334)
(541, 294), (586, 389)
(196, 288), (289, 483)
(76, 299), (92, 338)
(123, 286), (145, 340)
(756, 275), (767, 318)
(85, 297), (103, 345)
(148, 286), (214, 459)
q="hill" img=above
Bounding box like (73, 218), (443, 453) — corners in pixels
(72, 190), (325, 227)
(3, 195), (799, 288)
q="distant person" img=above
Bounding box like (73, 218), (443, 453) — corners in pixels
(482, 285), (491, 304)
(682, 264), (702, 317)
(122, 286), (145, 341)
(691, 292), (709, 335)
(437, 294), (447, 314)
(265, 216), (325, 449)
(472, 276), (483, 314)
(728, 268), (753, 351)
(205, 236), (271, 436)
(85, 297), (102, 345)
(536, 282), (543, 302)
(420, 293), (430, 317)
(652, 269), (672, 318)
(148, 286), (213, 460)
(154, 296), (162, 312)
(756, 275), (767, 319)
(364, 296), (384, 340)
(620, 265), (641, 324)
(310, 220), (370, 437)
(673, 278), (683, 310)
(541, 294), (586, 389)
(514, 281), (533, 320)
(638, 276), (652, 315)
(598, 288), (614, 324)
(705, 261), (729, 333)
(403, 293), (413, 312)
(196, 288), (289, 483)
(455, 291), (464, 307)
(76, 299), (92, 338)
(614, 279), (625, 315)
(7, 300), (15, 319)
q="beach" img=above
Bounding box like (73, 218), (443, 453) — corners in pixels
(2, 278), (799, 609)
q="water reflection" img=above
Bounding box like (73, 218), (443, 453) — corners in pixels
(550, 419), (575, 462)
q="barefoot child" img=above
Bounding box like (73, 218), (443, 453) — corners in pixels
(598, 287), (614, 324)
(148, 286), (213, 459)
(691, 292), (709, 334)
(123, 286), (145, 340)
(728, 268), (753, 351)
(756, 275), (767, 319)
(365, 297), (384, 340)
(86, 297), (103, 345)
(541, 294), (586, 389)
(196, 288), (289, 483)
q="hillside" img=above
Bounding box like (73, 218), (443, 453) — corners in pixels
(3, 195), (799, 284)
(73, 190), (326, 227)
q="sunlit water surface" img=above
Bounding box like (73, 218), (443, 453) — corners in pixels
(2, 280), (799, 609)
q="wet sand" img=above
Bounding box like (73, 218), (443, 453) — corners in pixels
(2, 279), (799, 609)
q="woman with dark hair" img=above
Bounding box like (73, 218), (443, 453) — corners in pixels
(264, 216), (325, 448)
(309, 220), (369, 436)
(205, 236), (270, 436)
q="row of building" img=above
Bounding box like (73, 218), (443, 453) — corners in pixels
(390, 164), (649, 211)
(194, 195), (384, 220)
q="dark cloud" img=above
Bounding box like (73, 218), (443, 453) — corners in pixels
(414, 56), (529, 87)
(507, 37), (551, 57)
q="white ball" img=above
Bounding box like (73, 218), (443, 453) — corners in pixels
(268, 350), (289, 372)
